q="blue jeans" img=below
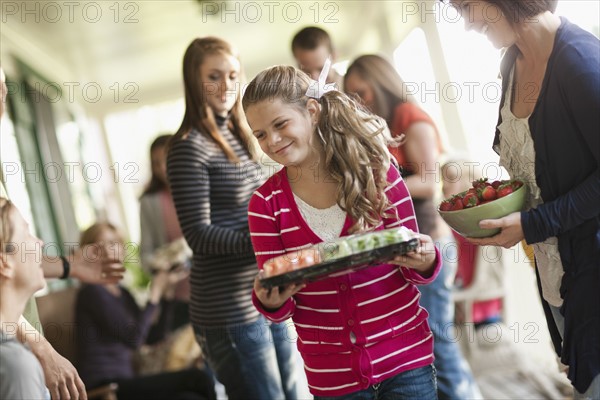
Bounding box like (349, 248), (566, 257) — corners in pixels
(314, 365), (437, 400)
(194, 316), (298, 400)
(418, 237), (481, 400)
(270, 319), (299, 399)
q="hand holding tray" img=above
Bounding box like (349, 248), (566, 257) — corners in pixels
(259, 227), (419, 289)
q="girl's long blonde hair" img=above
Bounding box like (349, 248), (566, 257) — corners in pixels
(242, 65), (396, 233)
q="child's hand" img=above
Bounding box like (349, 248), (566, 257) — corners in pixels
(253, 272), (305, 311)
(389, 233), (437, 276)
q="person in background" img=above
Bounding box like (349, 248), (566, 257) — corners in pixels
(2, 65), (125, 400)
(140, 134), (191, 340)
(166, 37), (298, 400)
(75, 222), (215, 400)
(243, 64), (441, 399)
(442, 0), (599, 397)
(291, 26), (344, 87)
(345, 54), (481, 400)
(0, 198), (49, 400)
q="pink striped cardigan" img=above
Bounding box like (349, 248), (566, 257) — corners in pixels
(249, 165), (441, 397)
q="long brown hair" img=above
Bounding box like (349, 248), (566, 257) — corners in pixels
(345, 54), (412, 127)
(242, 65), (394, 233)
(142, 134), (171, 196)
(345, 54), (444, 162)
(171, 37), (257, 162)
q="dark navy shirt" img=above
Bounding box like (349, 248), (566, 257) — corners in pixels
(495, 17), (599, 392)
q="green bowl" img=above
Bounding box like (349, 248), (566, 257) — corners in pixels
(438, 185), (527, 238)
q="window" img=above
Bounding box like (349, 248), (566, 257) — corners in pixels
(435, 5), (504, 168)
(0, 110), (36, 231)
(104, 99), (184, 243)
(393, 27), (448, 144)
(556, 1), (599, 38)
(53, 102), (97, 231)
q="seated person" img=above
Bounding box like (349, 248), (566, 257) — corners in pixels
(75, 222), (215, 400)
(0, 198), (49, 399)
(2, 65), (123, 400)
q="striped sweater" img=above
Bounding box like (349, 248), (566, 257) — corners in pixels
(249, 165), (441, 397)
(167, 123), (262, 327)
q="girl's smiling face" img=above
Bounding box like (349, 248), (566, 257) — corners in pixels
(199, 52), (241, 117)
(451, 0), (517, 49)
(245, 98), (320, 169)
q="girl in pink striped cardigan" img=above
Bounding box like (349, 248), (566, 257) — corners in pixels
(242, 65), (441, 399)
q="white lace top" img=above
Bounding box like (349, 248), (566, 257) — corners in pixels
(497, 66), (564, 307)
(293, 194), (346, 242)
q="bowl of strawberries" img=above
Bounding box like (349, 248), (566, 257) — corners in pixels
(438, 178), (526, 238)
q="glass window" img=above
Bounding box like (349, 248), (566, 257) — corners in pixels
(393, 27), (448, 142)
(0, 110), (36, 230)
(104, 99), (184, 243)
(434, 4), (504, 168)
(53, 101), (97, 231)
(556, 1), (599, 38)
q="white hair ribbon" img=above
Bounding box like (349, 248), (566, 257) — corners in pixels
(305, 57), (338, 99)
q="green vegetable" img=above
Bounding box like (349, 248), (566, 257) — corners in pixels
(317, 226), (416, 261)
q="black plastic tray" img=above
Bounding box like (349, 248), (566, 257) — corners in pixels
(259, 238), (419, 289)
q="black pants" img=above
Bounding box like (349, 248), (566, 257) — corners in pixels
(106, 368), (216, 400)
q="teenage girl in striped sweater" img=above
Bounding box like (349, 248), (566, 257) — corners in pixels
(166, 37), (298, 400)
(243, 64), (441, 399)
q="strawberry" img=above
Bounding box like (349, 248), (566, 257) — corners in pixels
(462, 192), (480, 208)
(511, 180), (524, 189)
(450, 196), (464, 211)
(491, 180), (502, 189)
(479, 185), (497, 201)
(439, 200), (453, 211)
(472, 178), (488, 190)
(496, 184), (514, 198)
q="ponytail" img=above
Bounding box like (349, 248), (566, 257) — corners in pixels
(316, 91), (395, 232)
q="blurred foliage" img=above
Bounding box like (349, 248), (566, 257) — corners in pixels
(124, 241), (151, 290)
(120, 241), (151, 306)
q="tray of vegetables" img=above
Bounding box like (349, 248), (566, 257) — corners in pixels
(259, 227), (419, 289)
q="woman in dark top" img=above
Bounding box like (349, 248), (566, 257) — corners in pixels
(345, 54), (481, 400)
(75, 223), (215, 400)
(443, 0), (599, 397)
(166, 37), (298, 400)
